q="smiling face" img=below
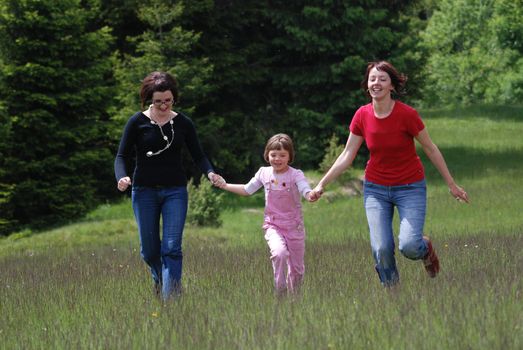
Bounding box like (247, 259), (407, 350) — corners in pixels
(151, 90), (174, 117)
(367, 67), (394, 101)
(267, 149), (290, 173)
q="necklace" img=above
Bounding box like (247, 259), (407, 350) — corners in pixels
(146, 110), (175, 157)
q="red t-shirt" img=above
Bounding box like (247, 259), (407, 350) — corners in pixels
(350, 101), (425, 186)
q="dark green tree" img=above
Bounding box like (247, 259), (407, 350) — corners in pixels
(0, 0), (115, 234)
(266, 1), (420, 167)
(180, 1), (421, 176)
(172, 0), (274, 180)
(99, 0), (145, 55)
(0, 97), (15, 234)
(387, 0), (437, 105)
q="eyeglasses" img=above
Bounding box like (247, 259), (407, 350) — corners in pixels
(152, 98), (174, 107)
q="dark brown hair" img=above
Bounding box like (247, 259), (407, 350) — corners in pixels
(139, 71), (179, 109)
(263, 133), (295, 164)
(361, 61), (407, 99)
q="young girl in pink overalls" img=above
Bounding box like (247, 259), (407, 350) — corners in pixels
(215, 134), (313, 294)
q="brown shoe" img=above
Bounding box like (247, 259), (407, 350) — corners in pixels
(423, 236), (440, 278)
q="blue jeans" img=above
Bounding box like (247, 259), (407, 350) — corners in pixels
(132, 186), (188, 299)
(363, 179), (429, 286)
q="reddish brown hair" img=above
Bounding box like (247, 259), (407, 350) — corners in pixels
(361, 61), (408, 99)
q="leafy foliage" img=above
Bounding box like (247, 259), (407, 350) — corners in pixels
(319, 134), (356, 184)
(178, 0), (419, 178)
(266, 0), (418, 168)
(420, 0), (523, 106)
(0, 0), (115, 234)
(187, 175), (224, 227)
(0, 98), (15, 233)
(177, 0), (276, 179)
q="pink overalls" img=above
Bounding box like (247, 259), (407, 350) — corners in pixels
(245, 166), (310, 293)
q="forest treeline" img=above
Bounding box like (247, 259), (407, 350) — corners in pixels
(0, 0), (521, 235)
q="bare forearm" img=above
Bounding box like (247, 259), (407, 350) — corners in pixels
(318, 151), (353, 188)
(423, 145), (455, 186)
(309, 133), (363, 202)
(223, 184), (250, 196)
(320, 135), (362, 188)
(416, 129), (469, 203)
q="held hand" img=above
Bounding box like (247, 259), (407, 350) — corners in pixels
(217, 179), (228, 189)
(215, 175), (227, 189)
(308, 186), (324, 202)
(305, 191), (316, 202)
(208, 172), (219, 185)
(117, 177), (131, 192)
(449, 183), (469, 203)
(208, 172), (226, 188)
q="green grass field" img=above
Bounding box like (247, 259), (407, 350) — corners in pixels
(1, 105), (522, 349)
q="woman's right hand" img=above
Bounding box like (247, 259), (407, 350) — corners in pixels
(449, 183), (469, 203)
(117, 177), (132, 192)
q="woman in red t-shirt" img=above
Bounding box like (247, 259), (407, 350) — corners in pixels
(310, 61), (469, 287)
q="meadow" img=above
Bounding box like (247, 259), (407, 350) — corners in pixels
(1, 105), (522, 349)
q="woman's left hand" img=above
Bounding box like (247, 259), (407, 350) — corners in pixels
(208, 172), (225, 187)
(449, 183), (469, 203)
(308, 186), (324, 202)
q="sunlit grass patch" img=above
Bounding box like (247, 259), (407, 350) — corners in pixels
(0, 235), (521, 349)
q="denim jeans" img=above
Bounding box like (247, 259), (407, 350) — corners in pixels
(363, 179), (429, 286)
(132, 186), (188, 299)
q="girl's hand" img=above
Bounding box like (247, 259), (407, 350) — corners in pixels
(449, 183), (469, 203)
(217, 180), (228, 189)
(117, 177), (132, 192)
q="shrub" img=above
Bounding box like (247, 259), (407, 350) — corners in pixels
(187, 175), (224, 227)
(319, 134), (355, 184)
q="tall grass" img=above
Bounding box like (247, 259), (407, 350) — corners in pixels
(1, 105), (522, 349)
(1, 236), (521, 349)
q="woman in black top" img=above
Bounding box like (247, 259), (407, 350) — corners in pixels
(115, 71), (221, 300)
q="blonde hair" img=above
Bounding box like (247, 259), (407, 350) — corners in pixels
(263, 133), (295, 163)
